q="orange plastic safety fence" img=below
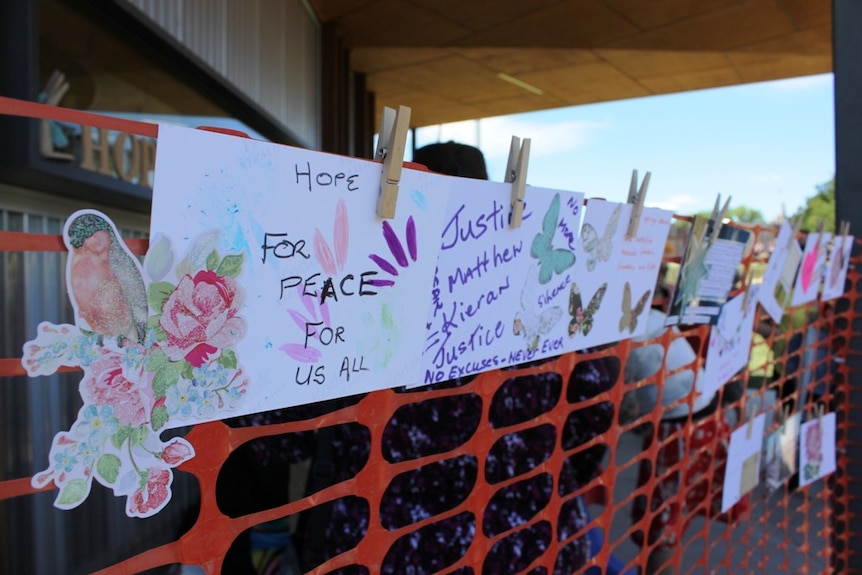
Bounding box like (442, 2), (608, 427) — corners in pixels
(0, 224), (855, 575)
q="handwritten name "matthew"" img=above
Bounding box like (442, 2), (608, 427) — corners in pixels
(446, 241), (523, 292)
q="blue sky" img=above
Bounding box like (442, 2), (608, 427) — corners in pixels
(411, 73), (835, 222)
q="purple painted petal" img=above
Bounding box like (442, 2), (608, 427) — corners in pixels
(368, 279), (395, 287)
(334, 199), (349, 271)
(314, 229), (337, 276)
(279, 342), (321, 363)
(382, 220), (408, 267)
(406, 216), (417, 261)
(369, 254), (399, 276)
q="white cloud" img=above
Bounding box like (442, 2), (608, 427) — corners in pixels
(649, 192), (702, 213)
(413, 117), (607, 163)
(479, 117), (607, 162)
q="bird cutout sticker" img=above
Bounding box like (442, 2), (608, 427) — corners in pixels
(65, 212), (148, 345)
(619, 281), (650, 334)
(513, 264), (564, 352)
(581, 203), (621, 272)
(23, 209), (251, 518)
(568, 282), (608, 337)
(531, 192), (576, 284)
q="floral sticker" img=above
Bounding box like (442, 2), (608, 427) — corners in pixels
(23, 210), (248, 518)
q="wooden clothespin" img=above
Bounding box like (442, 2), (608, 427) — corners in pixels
(815, 217), (825, 236)
(375, 105), (412, 219)
(745, 402), (755, 439)
(839, 220), (851, 240)
(787, 215), (802, 249)
(504, 136), (531, 229)
(626, 169), (650, 238)
(741, 267), (754, 311)
(817, 403), (825, 425)
(710, 194), (731, 243)
(780, 404), (791, 435)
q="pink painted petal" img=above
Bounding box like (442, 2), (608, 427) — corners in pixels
(314, 229), (337, 276)
(288, 309), (314, 332)
(406, 216), (417, 261)
(279, 342), (321, 363)
(334, 199), (349, 271)
(299, 287), (317, 318)
(320, 301), (331, 327)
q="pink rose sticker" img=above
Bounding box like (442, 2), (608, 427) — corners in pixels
(127, 467), (171, 517)
(160, 270), (246, 367)
(160, 438), (195, 466)
(82, 351), (154, 426)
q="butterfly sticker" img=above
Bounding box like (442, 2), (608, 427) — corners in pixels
(513, 265), (564, 351)
(531, 193), (576, 285)
(581, 204), (621, 272)
(619, 281), (650, 334)
(568, 282), (607, 337)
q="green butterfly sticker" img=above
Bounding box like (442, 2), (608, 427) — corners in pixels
(531, 193), (576, 284)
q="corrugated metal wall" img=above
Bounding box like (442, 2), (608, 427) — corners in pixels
(122, 0), (321, 149)
(0, 195), (200, 574)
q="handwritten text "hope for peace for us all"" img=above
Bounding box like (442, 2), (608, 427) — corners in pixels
(425, 200), (527, 383)
(262, 160), (374, 387)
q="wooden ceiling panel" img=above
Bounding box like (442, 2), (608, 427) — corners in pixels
(604, 0), (796, 51)
(728, 52), (833, 84)
(520, 61), (651, 103)
(368, 83), (484, 126)
(332, 1), (471, 47)
(371, 56), (526, 102)
(471, 92), (572, 118)
(779, 0), (832, 29)
(601, 0), (748, 30)
(740, 27), (832, 55)
(454, 48), (600, 75)
(407, 0), (560, 32)
(306, 0), (376, 22)
(457, 0), (639, 48)
(637, 66), (742, 94)
(350, 47), (450, 74)
(597, 49), (730, 79)
(308, 0), (832, 128)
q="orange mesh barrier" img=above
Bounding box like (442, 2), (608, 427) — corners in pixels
(0, 218), (855, 575)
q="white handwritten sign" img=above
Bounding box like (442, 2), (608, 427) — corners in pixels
(421, 182), (585, 383)
(791, 231), (831, 307)
(700, 287), (758, 401)
(569, 201), (673, 349)
(822, 234), (854, 301)
(150, 125), (448, 420)
(722, 413), (765, 513)
(757, 220), (802, 323)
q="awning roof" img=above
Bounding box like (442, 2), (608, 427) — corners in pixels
(309, 0), (832, 128)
